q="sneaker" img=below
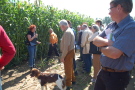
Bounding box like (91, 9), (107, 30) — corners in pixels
(91, 78), (96, 83)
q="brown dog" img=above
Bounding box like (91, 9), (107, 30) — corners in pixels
(30, 68), (66, 90)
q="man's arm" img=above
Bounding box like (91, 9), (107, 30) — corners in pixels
(100, 46), (123, 59)
(0, 26), (16, 69)
(93, 36), (113, 47)
(81, 31), (87, 47)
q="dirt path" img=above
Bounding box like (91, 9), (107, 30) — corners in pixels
(2, 53), (135, 90)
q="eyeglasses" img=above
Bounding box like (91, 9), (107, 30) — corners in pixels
(108, 6), (116, 11)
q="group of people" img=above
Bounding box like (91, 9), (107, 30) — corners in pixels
(0, 0), (135, 90)
(76, 21), (103, 82)
(26, 0), (135, 90)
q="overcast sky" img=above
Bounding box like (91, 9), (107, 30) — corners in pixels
(25, 0), (135, 19)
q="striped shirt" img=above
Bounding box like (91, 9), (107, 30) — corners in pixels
(99, 15), (135, 71)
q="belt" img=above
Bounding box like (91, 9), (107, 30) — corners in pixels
(102, 66), (127, 72)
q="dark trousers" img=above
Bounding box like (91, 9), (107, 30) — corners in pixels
(82, 54), (92, 73)
(94, 69), (130, 90)
(48, 43), (59, 58)
(73, 58), (77, 72)
(80, 45), (83, 60)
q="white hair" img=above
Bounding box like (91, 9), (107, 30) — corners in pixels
(59, 20), (68, 26)
(77, 25), (81, 28)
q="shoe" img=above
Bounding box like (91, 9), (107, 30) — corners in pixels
(66, 87), (71, 90)
(72, 81), (76, 85)
(91, 78), (96, 83)
(30, 67), (33, 71)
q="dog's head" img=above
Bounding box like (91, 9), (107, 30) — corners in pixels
(30, 68), (41, 77)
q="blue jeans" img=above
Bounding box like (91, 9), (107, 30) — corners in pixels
(94, 69), (130, 90)
(83, 54), (92, 73)
(27, 45), (36, 67)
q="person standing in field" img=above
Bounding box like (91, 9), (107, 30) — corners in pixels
(47, 28), (59, 60)
(0, 26), (16, 90)
(59, 20), (76, 90)
(88, 25), (101, 83)
(96, 20), (104, 31)
(81, 24), (93, 74)
(26, 25), (41, 70)
(76, 25), (81, 51)
(67, 20), (78, 76)
(77, 25), (83, 61)
(93, 0), (135, 90)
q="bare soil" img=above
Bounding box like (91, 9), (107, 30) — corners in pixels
(2, 53), (135, 90)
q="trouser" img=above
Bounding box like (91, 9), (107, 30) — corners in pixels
(93, 54), (101, 79)
(83, 54), (92, 73)
(94, 69), (130, 90)
(48, 43), (59, 57)
(64, 49), (76, 86)
(73, 58), (76, 71)
(80, 45), (83, 60)
(27, 45), (36, 67)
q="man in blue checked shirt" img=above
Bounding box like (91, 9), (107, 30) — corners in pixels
(93, 0), (135, 90)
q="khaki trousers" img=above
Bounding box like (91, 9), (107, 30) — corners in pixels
(64, 49), (76, 86)
(93, 54), (101, 79)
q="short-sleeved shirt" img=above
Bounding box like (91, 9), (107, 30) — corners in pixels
(99, 15), (135, 71)
(26, 31), (37, 45)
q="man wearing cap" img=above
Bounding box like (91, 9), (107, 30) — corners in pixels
(59, 20), (76, 90)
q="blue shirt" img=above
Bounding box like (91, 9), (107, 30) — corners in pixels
(99, 15), (135, 71)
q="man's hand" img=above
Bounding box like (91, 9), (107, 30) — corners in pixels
(93, 36), (114, 47)
(60, 58), (65, 63)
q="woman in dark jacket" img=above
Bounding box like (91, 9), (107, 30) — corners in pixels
(26, 25), (41, 70)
